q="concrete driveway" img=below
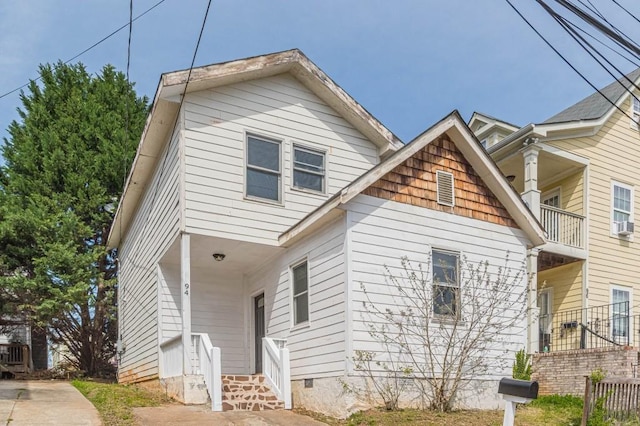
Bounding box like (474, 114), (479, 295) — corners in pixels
(0, 380), (101, 425)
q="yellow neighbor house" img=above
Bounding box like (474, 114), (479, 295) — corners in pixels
(470, 69), (640, 353)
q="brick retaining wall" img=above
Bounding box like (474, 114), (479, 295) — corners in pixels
(532, 347), (639, 395)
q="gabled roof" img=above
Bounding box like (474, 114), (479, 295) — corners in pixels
(107, 49), (404, 249)
(280, 111), (547, 248)
(543, 68), (640, 124)
(469, 111), (520, 132)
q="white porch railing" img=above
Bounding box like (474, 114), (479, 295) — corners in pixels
(540, 205), (585, 248)
(262, 337), (291, 409)
(192, 333), (222, 412)
(159, 335), (183, 378)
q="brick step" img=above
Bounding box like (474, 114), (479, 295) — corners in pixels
(221, 374), (284, 411)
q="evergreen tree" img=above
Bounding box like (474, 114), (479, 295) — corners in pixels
(0, 62), (148, 375)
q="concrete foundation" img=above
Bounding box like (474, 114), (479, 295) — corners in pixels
(160, 375), (209, 404)
(291, 376), (505, 418)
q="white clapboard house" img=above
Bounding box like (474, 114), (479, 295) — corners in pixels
(108, 50), (545, 416)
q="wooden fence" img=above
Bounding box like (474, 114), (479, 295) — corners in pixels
(582, 377), (640, 425)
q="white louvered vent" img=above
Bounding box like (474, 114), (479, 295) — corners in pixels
(436, 170), (455, 207)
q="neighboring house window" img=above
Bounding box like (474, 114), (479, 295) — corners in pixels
(432, 250), (459, 317)
(436, 170), (455, 207)
(480, 139), (487, 148)
(246, 135), (281, 202)
(292, 260), (309, 325)
(631, 97), (640, 130)
(611, 181), (633, 234)
(611, 285), (631, 340)
(293, 145), (325, 193)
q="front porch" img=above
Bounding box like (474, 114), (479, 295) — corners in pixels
(155, 233), (291, 411)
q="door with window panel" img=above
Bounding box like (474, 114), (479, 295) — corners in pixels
(611, 287), (630, 344)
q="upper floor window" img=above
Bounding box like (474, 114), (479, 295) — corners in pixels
(293, 145), (325, 193)
(246, 135), (281, 202)
(611, 181), (634, 236)
(631, 97), (640, 130)
(291, 260), (309, 325)
(432, 250), (459, 317)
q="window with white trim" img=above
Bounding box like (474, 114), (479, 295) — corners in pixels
(432, 250), (459, 317)
(293, 145), (325, 193)
(246, 135), (281, 202)
(611, 285), (630, 340)
(611, 181), (633, 234)
(292, 261), (309, 325)
(631, 96), (640, 130)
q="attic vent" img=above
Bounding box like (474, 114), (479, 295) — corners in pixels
(436, 170), (455, 207)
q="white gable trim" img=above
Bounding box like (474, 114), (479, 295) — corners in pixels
(279, 111), (547, 248)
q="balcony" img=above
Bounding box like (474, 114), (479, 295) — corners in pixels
(539, 205), (586, 260)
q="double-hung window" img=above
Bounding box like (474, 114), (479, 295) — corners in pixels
(612, 181), (633, 234)
(631, 97), (640, 129)
(293, 145), (325, 193)
(246, 135), (281, 202)
(292, 261), (309, 325)
(432, 250), (459, 317)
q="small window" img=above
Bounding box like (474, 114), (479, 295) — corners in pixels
(436, 170), (454, 207)
(293, 145), (325, 193)
(631, 97), (640, 130)
(480, 139), (488, 148)
(246, 135), (281, 202)
(612, 181), (633, 234)
(432, 250), (459, 317)
(292, 261), (309, 325)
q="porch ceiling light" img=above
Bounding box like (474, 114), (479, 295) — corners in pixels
(506, 175), (516, 182)
(212, 253), (226, 262)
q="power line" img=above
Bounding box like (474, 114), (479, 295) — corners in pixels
(505, 0), (633, 120)
(610, 0), (640, 26)
(0, 0), (166, 101)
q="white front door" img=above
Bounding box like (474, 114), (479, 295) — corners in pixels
(611, 286), (631, 344)
(538, 289), (552, 352)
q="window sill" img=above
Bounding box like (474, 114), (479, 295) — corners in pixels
(290, 322), (310, 332)
(290, 186), (327, 197)
(243, 195), (285, 208)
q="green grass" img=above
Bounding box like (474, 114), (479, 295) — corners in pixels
(72, 380), (170, 426)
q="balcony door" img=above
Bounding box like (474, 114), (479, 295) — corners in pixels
(542, 189), (561, 242)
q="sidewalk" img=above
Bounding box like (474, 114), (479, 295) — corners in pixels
(134, 405), (328, 425)
(0, 380), (101, 425)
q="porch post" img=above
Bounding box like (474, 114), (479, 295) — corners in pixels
(520, 139), (542, 221)
(526, 249), (540, 354)
(181, 232), (192, 375)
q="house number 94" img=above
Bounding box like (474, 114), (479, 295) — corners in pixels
(184, 283), (190, 296)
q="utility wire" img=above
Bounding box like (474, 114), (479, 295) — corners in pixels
(611, 0), (640, 26)
(0, 0), (166, 101)
(118, 0), (213, 326)
(546, 3), (640, 101)
(565, 17), (640, 67)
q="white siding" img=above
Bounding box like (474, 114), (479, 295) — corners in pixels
(183, 74), (379, 244)
(246, 216), (347, 379)
(158, 263), (181, 341)
(118, 128), (181, 383)
(347, 194), (530, 379)
(191, 267), (245, 374)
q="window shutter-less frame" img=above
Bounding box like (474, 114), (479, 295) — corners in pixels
(436, 170), (455, 207)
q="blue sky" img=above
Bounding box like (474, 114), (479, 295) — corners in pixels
(1, 0), (639, 148)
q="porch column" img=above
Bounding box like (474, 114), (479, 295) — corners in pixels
(526, 249), (540, 354)
(181, 232), (192, 375)
(520, 139), (542, 221)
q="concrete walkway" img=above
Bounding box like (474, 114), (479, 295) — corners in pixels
(134, 405), (328, 425)
(0, 380), (101, 425)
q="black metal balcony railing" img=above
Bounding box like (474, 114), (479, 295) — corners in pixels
(540, 205), (585, 249)
(539, 302), (638, 353)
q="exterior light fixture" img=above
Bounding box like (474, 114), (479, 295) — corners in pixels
(212, 253), (226, 262)
(506, 175), (516, 182)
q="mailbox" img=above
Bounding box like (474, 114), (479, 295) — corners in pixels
(498, 378), (539, 400)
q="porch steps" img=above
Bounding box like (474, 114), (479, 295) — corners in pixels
(221, 374), (284, 411)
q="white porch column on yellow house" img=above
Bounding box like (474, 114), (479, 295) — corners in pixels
(520, 139), (542, 221)
(180, 232), (192, 374)
(527, 249), (540, 354)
